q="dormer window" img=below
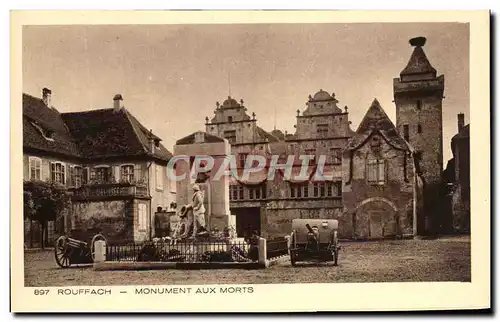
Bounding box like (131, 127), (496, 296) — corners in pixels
(31, 122), (54, 141)
(370, 135), (381, 148)
(154, 139), (160, 148)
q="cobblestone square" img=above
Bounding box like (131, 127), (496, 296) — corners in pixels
(24, 237), (470, 287)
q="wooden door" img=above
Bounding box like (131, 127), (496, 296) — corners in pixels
(369, 211), (383, 238)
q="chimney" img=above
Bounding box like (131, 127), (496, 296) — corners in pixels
(113, 94), (123, 112)
(148, 129), (155, 153)
(42, 88), (52, 107)
(457, 113), (465, 132)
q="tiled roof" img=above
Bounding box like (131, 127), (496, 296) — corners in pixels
(124, 110), (173, 161)
(256, 127), (279, 143)
(345, 99), (411, 152)
(176, 131), (226, 145)
(400, 46), (437, 77)
(61, 108), (172, 162)
(22, 94), (80, 157)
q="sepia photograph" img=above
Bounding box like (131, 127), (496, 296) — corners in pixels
(10, 10), (490, 312)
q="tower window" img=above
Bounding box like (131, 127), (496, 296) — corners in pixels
(416, 100), (422, 110)
(228, 116), (233, 122)
(403, 124), (409, 142)
(417, 124), (422, 133)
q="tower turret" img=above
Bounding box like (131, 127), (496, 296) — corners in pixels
(393, 37), (445, 235)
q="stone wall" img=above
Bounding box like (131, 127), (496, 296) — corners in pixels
(71, 199), (134, 243)
(342, 135), (416, 238)
(452, 184), (470, 233)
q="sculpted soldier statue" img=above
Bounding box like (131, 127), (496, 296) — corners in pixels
(190, 184), (207, 237)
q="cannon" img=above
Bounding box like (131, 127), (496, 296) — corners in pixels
(287, 218), (341, 266)
(54, 232), (107, 268)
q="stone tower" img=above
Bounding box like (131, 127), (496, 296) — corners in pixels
(393, 36), (445, 235)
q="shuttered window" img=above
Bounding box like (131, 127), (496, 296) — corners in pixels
(120, 165), (135, 183)
(367, 159), (386, 185)
(50, 162), (66, 185)
(28, 157), (42, 181)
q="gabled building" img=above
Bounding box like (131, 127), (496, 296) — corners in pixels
(204, 91), (355, 238)
(23, 89), (176, 245)
(443, 113), (470, 233)
(342, 99), (421, 239)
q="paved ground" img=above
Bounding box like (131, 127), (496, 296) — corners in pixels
(24, 236), (470, 287)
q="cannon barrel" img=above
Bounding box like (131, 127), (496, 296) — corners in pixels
(305, 223), (315, 234)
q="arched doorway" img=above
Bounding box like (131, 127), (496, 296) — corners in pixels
(353, 198), (399, 239)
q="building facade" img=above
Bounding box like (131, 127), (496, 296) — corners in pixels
(200, 37), (446, 239)
(342, 99), (419, 239)
(443, 113), (470, 233)
(393, 36), (445, 235)
(23, 89), (176, 245)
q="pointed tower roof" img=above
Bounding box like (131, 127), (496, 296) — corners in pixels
(345, 99), (411, 152)
(400, 37), (437, 78)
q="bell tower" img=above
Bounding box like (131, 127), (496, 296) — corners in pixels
(393, 36), (445, 235)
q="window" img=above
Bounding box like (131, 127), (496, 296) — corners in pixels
(310, 182), (341, 198)
(228, 116), (233, 123)
(290, 183), (309, 199)
(238, 153), (248, 168)
(70, 166), (83, 188)
(249, 185), (266, 200)
(82, 167), (89, 185)
(305, 149), (316, 165)
(121, 165), (135, 183)
(370, 135), (381, 148)
(155, 164), (163, 190)
(223, 130), (236, 144)
(50, 162), (66, 185)
(330, 148), (342, 164)
(230, 185), (244, 201)
(138, 203), (148, 232)
(303, 184), (309, 198)
(403, 124), (409, 142)
(416, 100), (422, 110)
(31, 122), (54, 141)
(319, 183), (326, 197)
(367, 159), (386, 185)
(417, 124), (422, 134)
(94, 166), (110, 183)
(330, 182), (342, 197)
(28, 157), (41, 180)
(316, 124), (328, 138)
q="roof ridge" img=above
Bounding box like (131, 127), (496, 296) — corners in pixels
(60, 108), (114, 116)
(122, 108), (150, 154)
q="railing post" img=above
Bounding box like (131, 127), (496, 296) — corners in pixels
(94, 240), (107, 263)
(258, 237), (268, 268)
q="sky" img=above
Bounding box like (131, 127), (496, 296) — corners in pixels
(22, 23), (469, 163)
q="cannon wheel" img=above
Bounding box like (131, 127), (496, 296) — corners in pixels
(333, 248), (339, 266)
(289, 231), (297, 266)
(54, 236), (72, 268)
(331, 230), (339, 266)
(90, 233), (107, 261)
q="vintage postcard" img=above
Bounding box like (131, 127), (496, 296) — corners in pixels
(10, 10), (490, 312)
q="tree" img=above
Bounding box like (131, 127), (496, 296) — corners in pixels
(23, 180), (70, 248)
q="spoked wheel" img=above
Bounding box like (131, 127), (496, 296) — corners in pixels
(333, 249), (339, 266)
(90, 233), (107, 261)
(289, 232), (297, 267)
(54, 236), (72, 268)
